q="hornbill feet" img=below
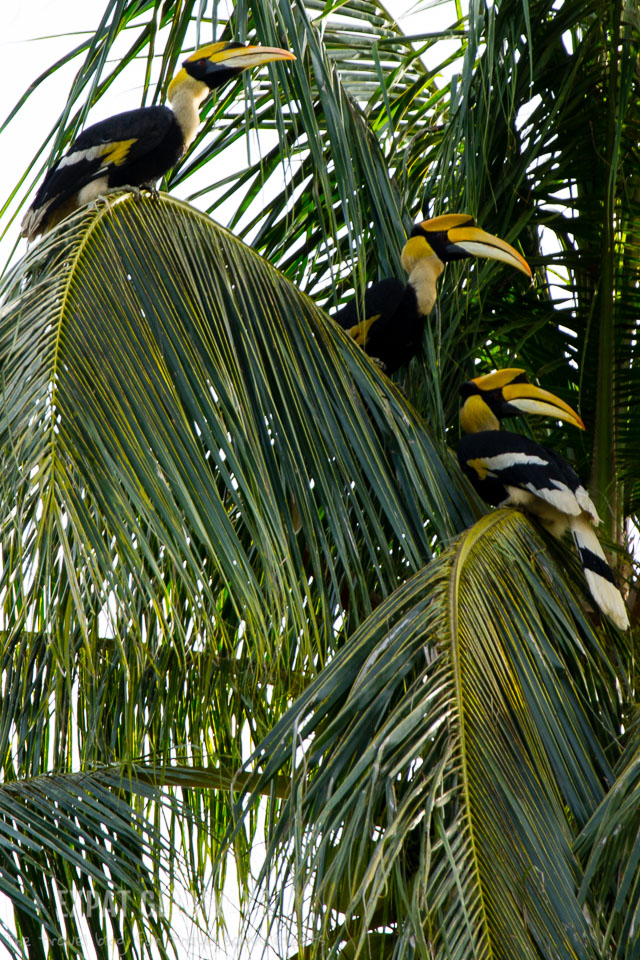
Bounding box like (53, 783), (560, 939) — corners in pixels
(119, 185), (145, 201)
(115, 185), (160, 202)
(137, 183), (161, 201)
(368, 356), (407, 393)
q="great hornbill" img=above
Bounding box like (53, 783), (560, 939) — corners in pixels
(332, 214), (532, 374)
(21, 41), (295, 240)
(457, 368), (628, 630)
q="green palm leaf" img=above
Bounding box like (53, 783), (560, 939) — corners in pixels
(0, 194), (473, 948)
(0, 765), (186, 959)
(0, 195), (470, 670)
(233, 509), (620, 959)
(576, 725), (640, 958)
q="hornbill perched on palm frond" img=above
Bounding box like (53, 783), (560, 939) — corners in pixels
(21, 41), (295, 240)
(457, 368), (629, 630)
(332, 215), (532, 374)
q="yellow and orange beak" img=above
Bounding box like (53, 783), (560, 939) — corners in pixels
(471, 368), (585, 429)
(411, 214), (532, 277)
(184, 40), (296, 70)
(169, 40), (295, 97)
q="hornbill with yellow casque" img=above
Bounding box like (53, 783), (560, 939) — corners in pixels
(457, 368), (629, 630)
(21, 41), (295, 240)
(332, 214), (532, 374)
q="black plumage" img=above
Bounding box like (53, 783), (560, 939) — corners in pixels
(25, 108), (183, 235)
(459, 429), (589, 509)
(332, 278), (416, 373)
(332, 215), (531, 374)
(22, 41), (295, 240)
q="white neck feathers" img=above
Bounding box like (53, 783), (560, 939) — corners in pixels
(407, 257), (444, 317)
(169, 75), (210, 148)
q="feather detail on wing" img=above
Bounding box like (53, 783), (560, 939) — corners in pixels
(459, 431), (588, 522)
(332, 278), (407, 331)
(21, 106), (178, 239)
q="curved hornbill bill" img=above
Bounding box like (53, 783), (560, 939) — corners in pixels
(457, 368), (629, 630)
(331, 214), (532, 374)
(21, 41), (295, 240)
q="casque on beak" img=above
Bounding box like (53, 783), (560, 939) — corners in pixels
(414, 214), (532, 276)
(470, 368), (584, 428)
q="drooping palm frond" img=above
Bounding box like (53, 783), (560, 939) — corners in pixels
(576, 722), (640, 959)
(0, 193), (474, 945)
(0, 764), (190, 960)
(0, 194), (470, 664)
(231, 508), (622, 959)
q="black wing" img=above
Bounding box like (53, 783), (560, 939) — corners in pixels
(31, 105), (178, 211)
(458, 430), (587, 511)
(332, 278), (406, 331)
(332, 278), (426, 372)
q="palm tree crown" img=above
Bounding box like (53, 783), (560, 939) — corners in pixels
(0, 0), (637, 957)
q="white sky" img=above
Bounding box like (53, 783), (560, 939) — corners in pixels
(2, 2), (106, 264)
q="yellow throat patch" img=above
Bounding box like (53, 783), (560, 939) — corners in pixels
(459, 394), (500, 433)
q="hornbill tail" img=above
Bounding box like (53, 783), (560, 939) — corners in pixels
(570, 517), (630, 631)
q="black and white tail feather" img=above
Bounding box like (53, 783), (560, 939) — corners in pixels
(499, 452), (630, 631)
(569, 516), (629, 631)
(459, 430), (629, 630)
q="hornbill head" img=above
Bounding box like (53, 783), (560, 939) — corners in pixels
(459, 368), (585, 434)
(401, 214), (532, 279)
(169, 41), (295, 99)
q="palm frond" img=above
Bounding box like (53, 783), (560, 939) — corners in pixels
(231, 509), (620, 958)
(0, 194), (474, 938)
(576, 722), (640, 958)
(0, 195), (470, 668)
(0, 764), (190, 959)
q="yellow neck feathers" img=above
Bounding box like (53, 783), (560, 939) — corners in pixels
(459, 395), (500, 434)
